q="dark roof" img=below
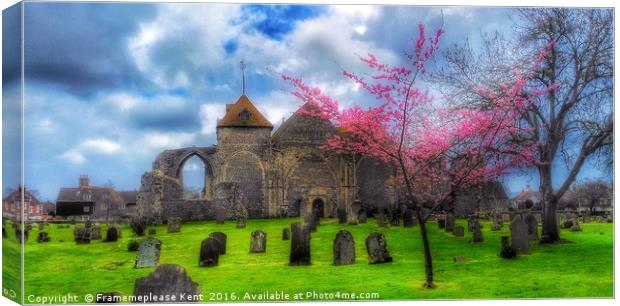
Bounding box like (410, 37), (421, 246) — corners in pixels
(217, 95), (273, 129)
(56, 187), (123, 204)
(118, 191), (138, 203)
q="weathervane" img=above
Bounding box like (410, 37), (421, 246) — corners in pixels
(240, 59), (246, 95)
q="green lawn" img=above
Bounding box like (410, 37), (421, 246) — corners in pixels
(2, 217), (614, 303)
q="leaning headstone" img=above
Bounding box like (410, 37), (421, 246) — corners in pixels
(209, 232), (227, 255)
(337, 207), (347, 224)
(135, 238), (162, 268)
(358, 209), (367, 223)
(365, 232), (392, 264)
(282, 228), (290, 240)
(133, 264), (199, 298)
(89, 225), (102, 240)
(199, 237), (220, 267)
(453, 226), (465, 237)
(445, 213), (455, 232)
(524, 213), (539, 241)
(472, 221), (483, 243)
(74, 227), (90, 244)
(37, 231), (50, 243)
(333, 230), (355, 266)
(403, 209), (415, 228)
(437, 218), (446, 229)
(250, 230), (267, 253)
(510, 215), (530, 254)
(167, 217), (181, 233)
(289, 223), (311, 265)
(106, 226), (119, 242)
(499, 236), (516, 259)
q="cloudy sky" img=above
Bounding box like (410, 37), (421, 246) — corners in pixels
(2, 2), (610, 201)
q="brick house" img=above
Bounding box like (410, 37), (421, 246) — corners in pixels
(2, 186), (53, 220)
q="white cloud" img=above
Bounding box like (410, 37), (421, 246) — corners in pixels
(59, 149), (86, 165)
(199, 103), (226, 135)
(81, 138), (122, 154)
(138, 132), (197, 152)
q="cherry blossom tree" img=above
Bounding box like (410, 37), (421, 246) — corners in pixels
(284, 23), (558, 288)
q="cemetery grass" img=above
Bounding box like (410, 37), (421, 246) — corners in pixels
(5, 218), (614, 302)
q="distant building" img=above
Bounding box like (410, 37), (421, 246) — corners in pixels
(2, 186), (54, 221)
(55, 175), (138, 221)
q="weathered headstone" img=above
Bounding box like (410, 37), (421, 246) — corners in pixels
(561, 220), (574, 229)
(89, 225), (102, 240)
(472, 221), (483, 243)
(499, 236), (516, 259)
(135, 238), (162, 268)
(130, 217), (147, 236)
(250, 230), (266, 253)
(524, 213), (539, 241)
(148, 228), (157, 236)
(234, 202), (248, 228)
(282, 228), (290, 240)
(403, 209), (415, 228)
(209, 232), (227, 255)
(453, 226), (465, 237)
(569, 222), (582, 232)
(348, 200), (361, 225)
(37, 231), (50, 243)
(74, 227), (90, 244)
(109, 224), (122, 238)
(133, 264), (199, 298)
(236, 217), (246, 229)
(467, 215), (476, 232)
(365, 232), (392, 264)
(337, 207), (347, 224)
(333, 230), (355, 266)
(390, 212), (400, 226)
(445, 213), (455, 232)
(358, 209), (367, 223)
(583, 211), (591, 223)
(376, 212), (387, 227)
(510, 215), (530, 254)
(167, 217), (181, 233)
(289, 223), (311, 265)
(215, 205), (227, 225)
(199, 237), (220, 267)
(106, 226), (119, 242)
(437, 218), (446, 229)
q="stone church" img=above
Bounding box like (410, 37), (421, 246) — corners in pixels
(136, 94), (396, 222)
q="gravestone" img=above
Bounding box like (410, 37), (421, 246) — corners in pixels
(236, 217), (246, 229)
(445, 213), (455, 232)
(337, 207), (347, 224)
(333, 230), (355, 266)
(127, 240), (140, 252)
(358, 209), (367, 223)
(37, 231), (50, 243)
(2, 227), (6, 238)
(349, 200), (361, 225)
(167, 217), (181, 233)
(583, 211), (591, 223)
(390, 212), (400, 226)
(89, 225), (102, 240)
(494, 214), (503, 226)
(135, 238), (162, 268)
(491, 222), (502, 231)
(148, 228), (157, 236)
(133, 264), (199, 298)
(596, 216), (604, 223)
(472, 221), (483, 243)
(250, 230), (266, 253)
(453, 226), (465, 237)
(437, 217), (446, 228)
(209, 232), (227, 255)
(215, 205), (227, 225)
(109, 224), (122, 238)
(510, 215), (530, 254)
(199, 237), (220, 267)
(365, 232), (392, 264)
(376, 212), (387, 227)
(130, 217), (147, 236)
(282, 228), (290, 240)
(524, 213), (539, 241)
(500, 236), (516, 259)
(561, 220), (574, 229)
(305, 212), (317, 232)
(74, 227), (90, 244)
(289, 223), (311, 265)
(38, 223), (45, 231)
(15, 229), (29, 243)
(402, 209), (415, 228)
(234, 202), (248, 228)
(106, 226), (119, 242)
(569, 222), (582, 232)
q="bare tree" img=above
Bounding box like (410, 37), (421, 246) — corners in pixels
(572, 180), (612, 213)
(431, 8), (613, 243)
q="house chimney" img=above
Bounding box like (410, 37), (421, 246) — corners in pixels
(79, 175), (90, 188)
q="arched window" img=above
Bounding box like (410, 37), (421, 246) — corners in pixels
(181, 155), (207, 200)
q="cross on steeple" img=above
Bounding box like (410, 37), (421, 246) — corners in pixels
(240, 59), (246, 95)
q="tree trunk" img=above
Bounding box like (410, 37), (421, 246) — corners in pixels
(540, 165), (560, 243)
(415, 208), (434, 288)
